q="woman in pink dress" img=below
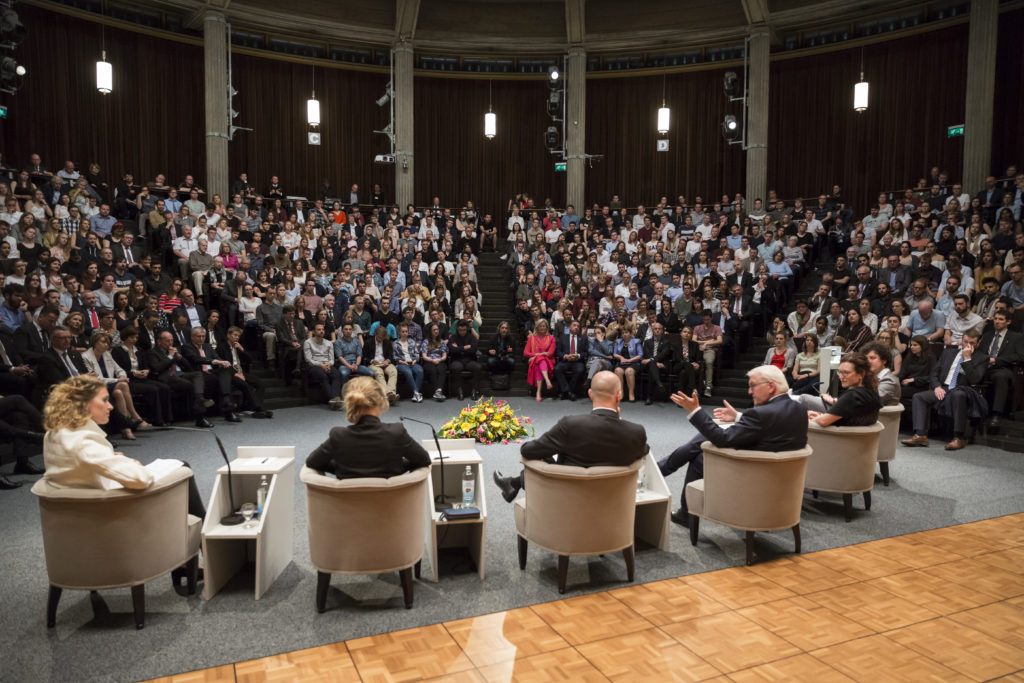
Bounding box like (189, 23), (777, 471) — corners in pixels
(524, 319), (556, 401)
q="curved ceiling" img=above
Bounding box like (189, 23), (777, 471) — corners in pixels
(139, 0), (942, 55)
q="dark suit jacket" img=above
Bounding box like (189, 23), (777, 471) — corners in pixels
(181, 341), (223, 371)
(111, 242), (145, 264)
(172, 304), (208, 328)
(275, 318), (307, 346)
(13, 321), (48, 364)
(145, 347), (195, 381)
(977, 330), (1022, 371)
(689, 393), (809, 452)
(725, 294), (755, 321)
(111, 345), (150, 375)
(929, 346), (989, 390)
(642, 336), (676, 366)
(34, 348), (89, 405)
(876, 266), (913, 295)
(136, 324), (161, 352)
(521, 408), (648, 468)
(556, 333), (589, 364)
(726, 271), (755, 293)
(362, 335), (394, 363)
(305, 415), (431, 479)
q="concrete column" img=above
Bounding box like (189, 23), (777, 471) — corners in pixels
(203, 11), (229, 201)
(393, 42), (415, 209)
(962, 0), (998, 193)
(565, 47), (586, 212)
(744, 26), (770, 208)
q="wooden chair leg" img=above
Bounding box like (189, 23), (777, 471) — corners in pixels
(399, 567), (414, 609)
(689, 514), (700, 546)
(863, 490), (872, 511)
(414, 559), (422, 579)
(315, 571), (330, 614)
(517, 536), (528, 570)
(46, 585), (62, 628)
(131, 584), (145, 630)
(622, 545), (635, 583)
(792, 524), (801, 554)
(557, 556), (569, 594)
(880, 462), (890, 486)
(842, 493), (853, 522)
(745, 531), (755, 566)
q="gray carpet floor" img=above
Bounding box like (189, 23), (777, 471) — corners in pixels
(2, 397), (1022, 682)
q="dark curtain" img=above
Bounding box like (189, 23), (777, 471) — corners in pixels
(768, 24), (969, 213)
(6, 4), (1015, 217)
(413, 76), (563, 217)
(586, 69), (746, 210)
(992, 8), (1024, 178)
(228, 55), (392, 203)
(3, 5), (205, 185)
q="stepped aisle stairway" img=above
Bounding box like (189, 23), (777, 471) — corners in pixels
(476, 250), (532, 397)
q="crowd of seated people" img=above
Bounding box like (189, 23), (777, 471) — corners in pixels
(1, 153), (1022, 487)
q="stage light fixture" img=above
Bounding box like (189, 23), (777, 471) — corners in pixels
(376, 92), (390, 107)
(96, 51), (112, 94)
(544, 125), (560, 150)
(722, 114), (739, 141)
(723, 71), (738, 97)
(548, 65), (559, 81)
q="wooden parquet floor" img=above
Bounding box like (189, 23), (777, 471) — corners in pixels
(144, 514), (1024, 682)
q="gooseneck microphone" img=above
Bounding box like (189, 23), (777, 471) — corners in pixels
(400, 415), (449, 511)
(163, 425), (244, 525)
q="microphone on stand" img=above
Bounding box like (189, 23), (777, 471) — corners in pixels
(163, 425), (244, 526)
(400, 416), (448, 512)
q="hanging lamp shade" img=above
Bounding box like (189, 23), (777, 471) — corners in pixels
(484, 111), (496, 138)
(96, 52), (112, 94)
(657, 106), (670, 134)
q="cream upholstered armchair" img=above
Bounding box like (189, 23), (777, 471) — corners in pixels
(686, 443), (812, 565)
(805, 421), (884, 521)
(301, 465), (428, 613)
(514, 458), (642, 594)
(876, 405), (904, 486)
(31, 467), (201, 630)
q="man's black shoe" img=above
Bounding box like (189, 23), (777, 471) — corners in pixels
(224, 412), (243, 423)
(14, 460), (45, 475)
(0, 475), (22, 490)
(987, 416), (1001, 429)
(492, 470), (520, 503)
(568, 393), (577, 401)
(195, 417), (214, 429)
(645, 397), (653, 406)
(670, 509), (690, 528)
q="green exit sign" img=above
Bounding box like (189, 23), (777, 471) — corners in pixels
(0, 105), (7, 120)
(554, 161), (566, 172)
(947, 124), (964, 138)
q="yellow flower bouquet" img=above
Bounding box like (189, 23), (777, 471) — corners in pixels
(438, 398), (534, 445)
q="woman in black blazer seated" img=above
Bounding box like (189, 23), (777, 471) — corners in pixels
(112, 326), (173, 426)
(305, 376), (431, 479)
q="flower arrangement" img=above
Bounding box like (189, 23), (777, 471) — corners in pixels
(439, 397), (534, 445)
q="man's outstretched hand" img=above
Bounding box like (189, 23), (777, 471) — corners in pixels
(670, 390), (701, 413)
(713, 400), (738, 423)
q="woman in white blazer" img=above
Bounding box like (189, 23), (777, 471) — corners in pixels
(82, 330), (150, 439)
(42, 376), (206, 588)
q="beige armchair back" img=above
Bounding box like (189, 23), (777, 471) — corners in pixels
(32, 467), (201, 629)
(300, 465), (428, 612)
(876, 404), (904, 486)
(805, 421), (884, 521)
(686, 444), (810, 565)
(514, 458), (642, 593)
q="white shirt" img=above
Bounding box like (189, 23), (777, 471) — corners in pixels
(172, 236), (198, 257)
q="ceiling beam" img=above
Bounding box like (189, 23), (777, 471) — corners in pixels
(741, 0), (769, 25)
(394, 0), (420, 41)
(565, 0), (585, 45)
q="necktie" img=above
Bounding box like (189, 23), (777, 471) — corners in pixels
(125, 248), (134, 265)
(734, 299), (741, 315)
(39, 328), (48, 350)
(98, 356), (107, 377)
(948, 352), (963, 389)
(570, 335), (576, 355)
(63, 352), (78, 376)
(990, 333), (1002, 357)
(89, 308), (99, 328)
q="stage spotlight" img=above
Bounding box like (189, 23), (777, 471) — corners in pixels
(0, 5), (25, 46)
(548, 65), (559, 81)
(722, 114), (739, 141)
(376, 92), (391, 107)
(544, 126), (560, 150)
(723, 71), (738, 97)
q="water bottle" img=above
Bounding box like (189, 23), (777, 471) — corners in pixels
(256, 475), (269, 516)
(636, 468), (646, 493)
(461, 466), (475, 507)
